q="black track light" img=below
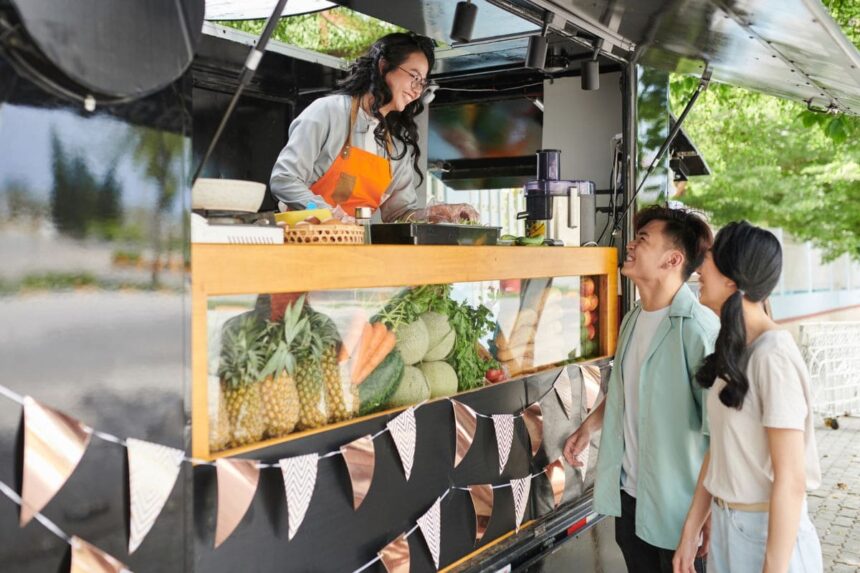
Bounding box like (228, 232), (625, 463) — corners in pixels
(451, 1), (478, 43)
(581, 39), (603, 90)
(525, 11), (553, 70)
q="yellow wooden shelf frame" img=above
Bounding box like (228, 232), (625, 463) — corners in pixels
(192, 244), (618, 459)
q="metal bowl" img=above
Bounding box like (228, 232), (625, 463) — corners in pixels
(191, 179), (266, 212)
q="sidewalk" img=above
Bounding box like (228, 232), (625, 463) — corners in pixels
(809, 415), (860, 572)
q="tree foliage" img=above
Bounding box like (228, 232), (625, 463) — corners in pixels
(670, 0), (860, 261)
(219, 7), (402, 60)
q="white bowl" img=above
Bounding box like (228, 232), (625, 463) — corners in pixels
(192, 178), (266, 212)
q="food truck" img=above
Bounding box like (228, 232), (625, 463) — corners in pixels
(0, 0), (857, 571)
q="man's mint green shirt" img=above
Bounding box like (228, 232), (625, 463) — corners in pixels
(593, 283), (719, 550)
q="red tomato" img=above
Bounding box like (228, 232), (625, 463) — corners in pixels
(581, 277), (595, 297)
(485, 368), (505, 383)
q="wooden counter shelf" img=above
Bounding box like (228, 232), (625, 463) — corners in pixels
(192, 244), (618, 459)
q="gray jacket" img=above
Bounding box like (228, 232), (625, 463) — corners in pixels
(270, 94), (418, 221)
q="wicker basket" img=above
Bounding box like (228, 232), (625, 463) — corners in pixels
(283, 224), (365, 245)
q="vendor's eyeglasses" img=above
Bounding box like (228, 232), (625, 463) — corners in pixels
(397, 66), (429, 90)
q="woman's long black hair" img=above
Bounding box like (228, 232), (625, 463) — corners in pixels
(336, 32), (435, 185)
(696, 221), (783, 409)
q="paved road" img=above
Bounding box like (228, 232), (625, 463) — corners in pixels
(810, 415), (860, 572)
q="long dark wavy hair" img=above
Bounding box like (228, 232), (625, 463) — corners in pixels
(696, 222), (782, 409)
(336, 32), (435, 185)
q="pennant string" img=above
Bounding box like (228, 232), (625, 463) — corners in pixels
(92, 430), (127, 447)
(0, 381), (566, 572)
(0, 480), (73, 544)
(0, 383), (24, 405)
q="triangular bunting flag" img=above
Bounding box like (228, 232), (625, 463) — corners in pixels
(70, 536), (129, 573)
(451, 400), (477, 467)
(214, 458), (259, 548)
(279, 453), (318, 540)
(510, 477), (531, 532)
(553, 369), (574, 419)
(378, 533), (410, 573)
(126, 438), (184, 554)
(545, 458), (566, 508)
(387, 408), (417, 480)
(521, 403), (543, 457)
(21, 396), (92, 526)
(341, 435), (375, 510)
(468, 484), (494, 544)
(580, 365), (601, 410)
(417, 497), (441, 570)
(491, 415), (515, 474)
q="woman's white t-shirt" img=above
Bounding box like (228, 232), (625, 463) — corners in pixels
(704, 329), (821, 504)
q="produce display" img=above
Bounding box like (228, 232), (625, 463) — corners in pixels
(210, 276), (601, 452)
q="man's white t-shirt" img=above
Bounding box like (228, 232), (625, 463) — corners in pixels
(621, 305), (671, 498)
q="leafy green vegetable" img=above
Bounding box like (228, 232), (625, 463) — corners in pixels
(373, 284), (451, 331)
(372, 284), (499, 391)
(445, 298), (499, 391)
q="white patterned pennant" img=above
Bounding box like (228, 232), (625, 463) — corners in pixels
(279, 453), (319, 540)
(580, 364), (601, 410)
(387, 407), (417, 480)
(553, 368), (574, 419)
(510, 477), (532, 532)
(126, 438), (184, 554)
(417, 497), (442, 570)
(492, 414), (515, 474)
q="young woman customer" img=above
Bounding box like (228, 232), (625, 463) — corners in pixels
(673, 221), (822, 573)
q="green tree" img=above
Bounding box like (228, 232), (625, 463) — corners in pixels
(219, 7), (402, 60)
(670, 1), (860, 261)
(130, 126), (184, 287)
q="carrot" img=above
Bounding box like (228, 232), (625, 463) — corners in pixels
(355, 330), (397, 385)
(350, 323), (374, 381)
(352, 322), (388, 383)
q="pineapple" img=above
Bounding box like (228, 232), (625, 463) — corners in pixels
(322, 344), (359, 423)
(258, 298), (306, 438)
(218, 315), (267, 447)
(209, 376), (232, 452)
(293, 308), (334, 430)
(306, 309), (357, 423)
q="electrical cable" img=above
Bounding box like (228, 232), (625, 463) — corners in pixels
(608, 66), (711, 239)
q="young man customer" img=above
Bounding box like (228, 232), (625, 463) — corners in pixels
(563, 206), (719, 573)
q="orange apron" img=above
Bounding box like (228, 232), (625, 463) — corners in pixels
(310, 98), (392, 216)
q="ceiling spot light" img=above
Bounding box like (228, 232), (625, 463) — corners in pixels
(451, 1), (478, 43)
(581, 39), (603, 91)
(526, 11), (554, 70)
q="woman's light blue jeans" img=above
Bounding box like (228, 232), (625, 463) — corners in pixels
(708, 499), (822, 572)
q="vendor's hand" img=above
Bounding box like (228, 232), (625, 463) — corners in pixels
(562, 423), (592, 468)
(331, 205), (356, 224)
(424, 203), (480, 224)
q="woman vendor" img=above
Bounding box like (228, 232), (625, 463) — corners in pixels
(270, 32), (479, 223)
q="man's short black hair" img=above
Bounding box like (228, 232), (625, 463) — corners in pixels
(634, 206), (713, 280)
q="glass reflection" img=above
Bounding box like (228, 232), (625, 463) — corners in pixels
(205, 276), (603, 454)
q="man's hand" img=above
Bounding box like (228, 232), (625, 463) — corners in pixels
(562, 423), (592, 468)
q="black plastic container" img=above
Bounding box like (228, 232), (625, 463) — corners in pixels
(369, 223), (501, 245)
